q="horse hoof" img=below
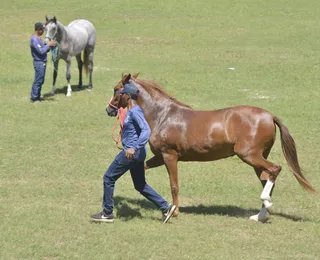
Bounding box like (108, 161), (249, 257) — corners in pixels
(249, 214), (268, 223)
(66, 93), (71, 97)
(49, 91), (55, 95)
(172, 210), (179, 217)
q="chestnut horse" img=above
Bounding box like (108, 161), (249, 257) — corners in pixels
(106, 73), (316, 222)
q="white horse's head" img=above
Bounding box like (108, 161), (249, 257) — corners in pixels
(44, 15), (58, 44)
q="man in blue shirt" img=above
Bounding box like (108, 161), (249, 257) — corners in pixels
(91, 83), (176, 223)
(30, 22), (55, 102)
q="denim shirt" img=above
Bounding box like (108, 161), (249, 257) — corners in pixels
(121, 105), (151, 151)
(30, 35), (50, 62)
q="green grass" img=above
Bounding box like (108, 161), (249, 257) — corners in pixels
(1, 0), (320, 259)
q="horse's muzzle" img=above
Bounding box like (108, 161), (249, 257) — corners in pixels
(106, 106), (118, 117)
(44, 37), (50, 45)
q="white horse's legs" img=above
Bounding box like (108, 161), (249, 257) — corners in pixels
(50, 60), (59, 95)
(87, 46), (94, 90)
(66, 57), (72, 97)
(50, 85), (56, 95)
(67, 83), (72, 97)
(76, 54), (83, 87)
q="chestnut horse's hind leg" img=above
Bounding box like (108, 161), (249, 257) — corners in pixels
(250, 147), (277, 222)
(145, 155), (165, 169)
(162, 152), (179, 217)
(236, 148), (281, 222)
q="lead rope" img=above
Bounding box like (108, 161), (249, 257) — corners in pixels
(111, 107), (127, 150)
(46, 35), (60, 72)
(51, 41), (60, 73)
(51, 41), (60, 64)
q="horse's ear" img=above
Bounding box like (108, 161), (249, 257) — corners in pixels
(53, 16), (57, 23)
(45, 15), (48, 22)
(122, 74), (131, 84)
(132, 72), (140, 79)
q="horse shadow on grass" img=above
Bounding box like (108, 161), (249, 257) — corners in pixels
(113, 196), (311, 222)
(43, 85), (89, 98)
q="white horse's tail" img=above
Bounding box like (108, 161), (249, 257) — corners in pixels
(83, 48), (89, 77)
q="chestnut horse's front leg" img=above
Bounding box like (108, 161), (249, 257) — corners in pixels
(162, 152), (179, 217)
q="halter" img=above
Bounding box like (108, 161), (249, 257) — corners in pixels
(107, 88), (123, 110)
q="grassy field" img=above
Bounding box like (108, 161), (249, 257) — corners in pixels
(1, 0), (320, 259)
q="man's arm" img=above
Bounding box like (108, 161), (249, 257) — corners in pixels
(31, 38), (50, 55)
(130, 111), (151, 151)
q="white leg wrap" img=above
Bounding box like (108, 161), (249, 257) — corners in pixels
(260, 179), (274, 209)
(263, 200), (273, 208)
(260, 179), (274, 201)
(249, 207), (268, 222)
(250, 180), (275, 222)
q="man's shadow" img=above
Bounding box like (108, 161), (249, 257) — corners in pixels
(114, 196), (311, 222)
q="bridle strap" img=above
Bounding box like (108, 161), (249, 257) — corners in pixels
(108, 96), (119, 110)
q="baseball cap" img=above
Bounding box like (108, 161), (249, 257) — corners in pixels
(120, 83), (139, 95)
(35, 22), (45, 31)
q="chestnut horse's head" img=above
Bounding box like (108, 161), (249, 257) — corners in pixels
(106, 73), (140, 117)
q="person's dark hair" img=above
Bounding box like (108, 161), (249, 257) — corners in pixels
(128, 93), (138, 100)
(34, 22), (44, 31)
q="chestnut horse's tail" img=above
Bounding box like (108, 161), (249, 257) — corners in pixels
(273, 116), (316, 193)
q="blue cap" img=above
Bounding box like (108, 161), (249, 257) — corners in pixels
(35, 22), (45, 31)
(120, 83), (139, 95)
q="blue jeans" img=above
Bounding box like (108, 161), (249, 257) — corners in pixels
(31, 61), (46, 100)
(102, 148), (169, 213)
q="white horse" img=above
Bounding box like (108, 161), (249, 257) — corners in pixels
(44, 16), (96, 97)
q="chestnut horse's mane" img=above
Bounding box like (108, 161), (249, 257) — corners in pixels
(134, 78), (192, 109)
